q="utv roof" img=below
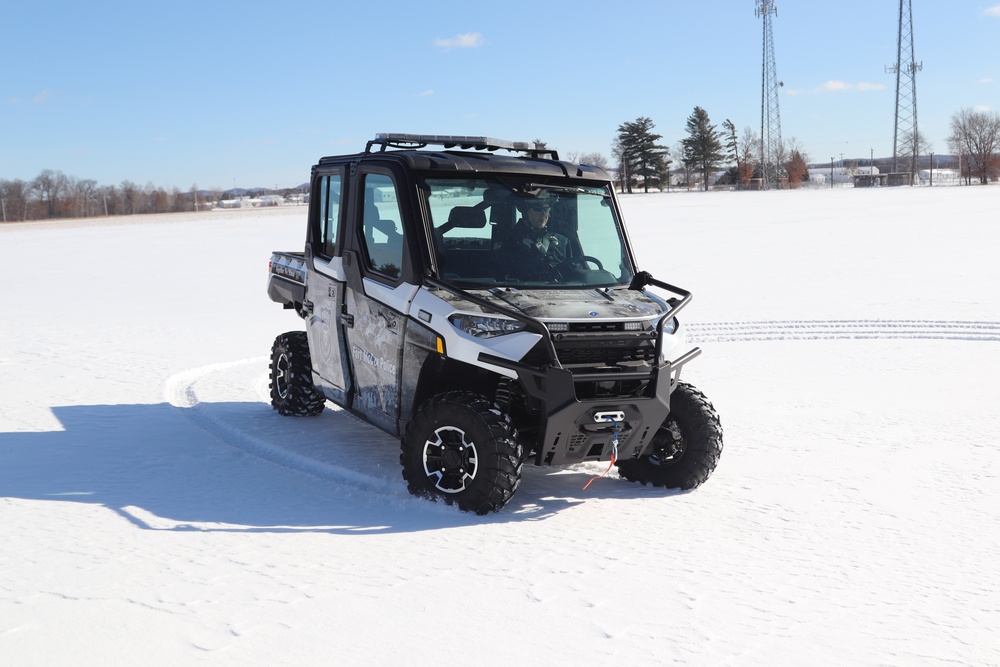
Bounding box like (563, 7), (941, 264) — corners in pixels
(315, 133), (611, 181)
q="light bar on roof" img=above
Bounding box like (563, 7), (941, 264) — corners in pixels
(376, 133), (532, 152)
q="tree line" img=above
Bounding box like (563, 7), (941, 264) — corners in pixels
(611, 108), (807, 193)
(7, 108), (999, 222)
(0, 170), (223, 223)
(611, 106), (1000, 192)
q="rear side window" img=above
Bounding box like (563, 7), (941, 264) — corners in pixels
(316, 173), (342, 257)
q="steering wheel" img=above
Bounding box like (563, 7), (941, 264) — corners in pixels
(557, 255), (604, 272)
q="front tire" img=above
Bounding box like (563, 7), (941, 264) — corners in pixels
(616, 381), (723, 489)
(269, 331), (326, 417)
(401, 391), (523, 514)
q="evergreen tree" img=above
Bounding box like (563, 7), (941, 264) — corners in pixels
(681, 107), (725, 191)
(616, 117), (670, 193)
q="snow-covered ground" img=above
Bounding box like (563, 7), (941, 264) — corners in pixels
(2, 186), (998, 666)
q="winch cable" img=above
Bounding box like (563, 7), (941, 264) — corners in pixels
(583, 418), (620, 490)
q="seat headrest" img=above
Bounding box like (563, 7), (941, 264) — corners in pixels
(447, 206), (487, 229)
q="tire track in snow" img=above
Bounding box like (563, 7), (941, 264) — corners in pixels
(686, 320), (1000, 343)
(164, 358), (398, 495)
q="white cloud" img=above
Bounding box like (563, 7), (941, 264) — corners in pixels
(983, 5), (1000, 16)
(416, 89), (434, 97)
(33, 89), (52, 104)
(974, 104), (993, 112)
(434, 32), (484, 49)
(786, 80), (885, 96)
(980, 77), (995, 84)
(820, 80), (851, 92)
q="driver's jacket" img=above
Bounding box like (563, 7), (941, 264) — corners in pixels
(504, 220), (570, 279)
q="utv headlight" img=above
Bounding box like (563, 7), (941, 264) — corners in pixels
(662, 317), (678, 335)
(448, 314), (528, 338)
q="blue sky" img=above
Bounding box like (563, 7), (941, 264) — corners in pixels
(2, 1), (998, 189)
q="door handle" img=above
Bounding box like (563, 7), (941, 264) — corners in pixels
(340, 301), (354, 328)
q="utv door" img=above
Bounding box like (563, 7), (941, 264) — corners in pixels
(304, 170), (352, 407)
(339, 168), (416, 436)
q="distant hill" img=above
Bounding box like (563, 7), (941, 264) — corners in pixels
(223, 184), (309, 196)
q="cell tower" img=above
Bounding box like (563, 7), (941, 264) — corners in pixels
(756, 0), (783, 187)
(887, 0), (921, 175)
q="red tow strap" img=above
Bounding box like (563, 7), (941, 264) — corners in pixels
(582, 419), (620, 490)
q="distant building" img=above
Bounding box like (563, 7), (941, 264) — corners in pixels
(917, 168), (960, 185)
(807, 165), (877, 185)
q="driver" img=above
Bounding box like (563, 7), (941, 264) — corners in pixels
(506, 196), (569, 279)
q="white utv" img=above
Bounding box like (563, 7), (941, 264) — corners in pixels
(267, 133), (722, 514)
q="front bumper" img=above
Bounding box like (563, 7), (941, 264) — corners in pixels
(484, 347), (700, 466)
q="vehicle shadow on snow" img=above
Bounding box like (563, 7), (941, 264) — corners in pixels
(0, 403), (689, 534)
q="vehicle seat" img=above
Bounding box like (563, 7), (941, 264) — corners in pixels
(363, 202), (404, 275)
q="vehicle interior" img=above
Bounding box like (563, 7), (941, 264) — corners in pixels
(423, 177), (632, 288)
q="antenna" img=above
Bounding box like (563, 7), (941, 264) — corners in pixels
(886, 0), (921, 177)
(756, 0), (783, 188)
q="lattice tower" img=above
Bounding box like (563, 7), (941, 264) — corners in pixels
(887, 0), (922, 175)
(757, 0), (783, 187)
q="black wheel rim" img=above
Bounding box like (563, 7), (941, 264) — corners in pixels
(650, 419), (685, 465)
(422, 426), (479, 493)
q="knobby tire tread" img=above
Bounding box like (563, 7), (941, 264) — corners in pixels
(401, 391), (523, 515)
(269, 331), (326, 417)
(616, 381), (723, 490)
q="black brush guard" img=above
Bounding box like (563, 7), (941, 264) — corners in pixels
(425, 273), (702, 466)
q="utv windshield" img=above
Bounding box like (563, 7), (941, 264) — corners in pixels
(422, 177), (634, 289)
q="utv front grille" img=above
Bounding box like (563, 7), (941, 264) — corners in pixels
(521, 329), (657, 369)
(553, 342), (656, 366)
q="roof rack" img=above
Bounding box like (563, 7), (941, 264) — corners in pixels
(365, 133), (559, 160)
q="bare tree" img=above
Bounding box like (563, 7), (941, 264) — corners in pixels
(1, 179), (30, 222)
(578, 152), (609, 170)
(673, 141), (695, 189)
(31, 169), (69, 218)
(120, 180), (139, 215)
(150, 186), (170, 214)
(739, 126), (760, 187)
(948, 108), (1000, 184)
(611, 137), (634, 193)
(899, 128), (932, 171)
(68, 178), (99, 218)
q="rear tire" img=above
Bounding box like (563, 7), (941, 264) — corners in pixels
(401, 391), (523, 514)
(269, 331), (326, 417)
(616, 381), (722, 489)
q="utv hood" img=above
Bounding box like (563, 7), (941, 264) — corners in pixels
(438, 286), (668, 321)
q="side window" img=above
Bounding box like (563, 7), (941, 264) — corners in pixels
(361, 173), (405, 278)
(316, 173), (342, 257)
